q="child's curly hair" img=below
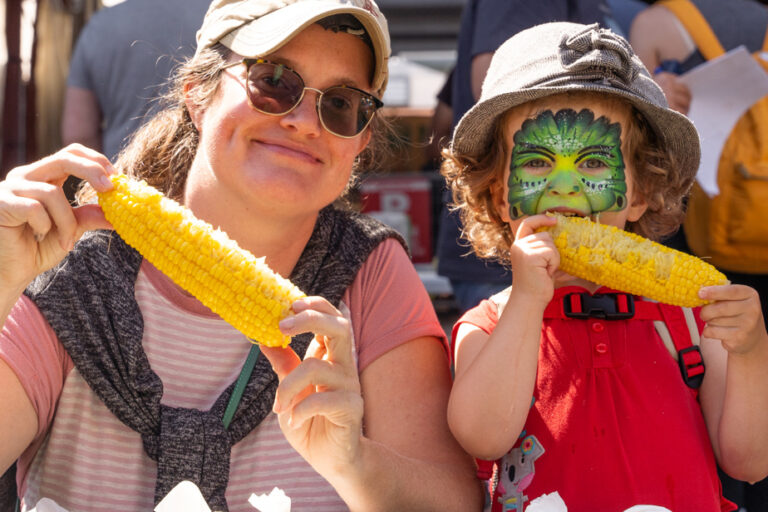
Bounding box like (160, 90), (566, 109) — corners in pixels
(440, 94), (694, 267)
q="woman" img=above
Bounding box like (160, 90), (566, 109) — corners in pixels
(0, 0), (481, 510)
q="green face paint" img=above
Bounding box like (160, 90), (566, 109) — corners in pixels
(506, 108), (627, 219)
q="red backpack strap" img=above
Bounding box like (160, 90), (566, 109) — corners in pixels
(655, 304), (705, 390)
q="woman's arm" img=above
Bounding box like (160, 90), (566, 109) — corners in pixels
(337, 334), (482, 511)
(0, 144), (114, 471)
(0, 360), (37, 474)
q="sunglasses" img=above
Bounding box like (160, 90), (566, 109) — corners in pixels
(223, 58), (384, 138)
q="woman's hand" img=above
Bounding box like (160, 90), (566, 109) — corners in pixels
(0, 144), (115, 292)
(699, 284), (768, 355)
(261, 297), (363, 478)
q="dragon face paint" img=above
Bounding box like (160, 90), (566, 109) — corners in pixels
(506, 108), (627, 219)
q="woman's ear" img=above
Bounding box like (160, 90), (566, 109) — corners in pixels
(184, 81), (203, 131)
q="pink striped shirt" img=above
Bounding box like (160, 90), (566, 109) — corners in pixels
(0, 239), (446, 511)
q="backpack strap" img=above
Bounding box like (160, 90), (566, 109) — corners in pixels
(653, 303), (705, 389)
(544, 293), (705, 388)
(657, 0), (725, 60)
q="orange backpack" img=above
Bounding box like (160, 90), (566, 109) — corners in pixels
(659, 0), (768, 273)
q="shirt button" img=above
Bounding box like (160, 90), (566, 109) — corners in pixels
(595, 343), (608, 354)
(591, 322), (605, 332)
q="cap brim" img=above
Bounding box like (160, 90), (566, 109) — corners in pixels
(219, 2), (389, 93)
(452, 84), (701, 185)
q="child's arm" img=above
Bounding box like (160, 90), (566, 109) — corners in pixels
(697, 284), (768, 483)
(447, 215), (558, 461)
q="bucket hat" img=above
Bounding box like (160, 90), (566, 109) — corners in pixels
(195, 0), (391, 93)
(452, 22), (700, 183)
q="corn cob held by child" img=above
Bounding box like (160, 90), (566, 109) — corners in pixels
(541, 213), (728, 307)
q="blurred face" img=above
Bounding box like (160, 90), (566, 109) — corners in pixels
(496, 94), (648, 232)
(186, 23), (375, 218)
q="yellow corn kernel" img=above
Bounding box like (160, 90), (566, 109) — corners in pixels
(98, 174), (306, 347)
(541, 213), (729, 307)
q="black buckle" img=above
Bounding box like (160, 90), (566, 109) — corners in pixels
(563, 292), (635, 320)
(678, 346), (705, 389)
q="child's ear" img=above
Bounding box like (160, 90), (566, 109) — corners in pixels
(626, 194), (648, 222)
(490, 180), (512, 223)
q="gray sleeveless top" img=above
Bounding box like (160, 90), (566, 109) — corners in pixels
(24, 205), (404, 511)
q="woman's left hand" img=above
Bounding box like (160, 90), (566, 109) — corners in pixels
(261, 296), (363, 477)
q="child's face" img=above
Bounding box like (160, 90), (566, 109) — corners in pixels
(496, 94), (647, 233)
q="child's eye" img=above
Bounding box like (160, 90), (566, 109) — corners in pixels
(580, 159), (607, 171)
(525, 159), (550, 170)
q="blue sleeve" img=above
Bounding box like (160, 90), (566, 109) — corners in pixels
(470, 0), (567, 57)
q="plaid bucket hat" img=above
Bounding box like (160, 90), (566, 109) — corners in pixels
(452, 22), (700, 184)
(195, 0), (391, 93)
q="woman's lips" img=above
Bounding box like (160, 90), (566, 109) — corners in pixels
(255, 139), (323, 164)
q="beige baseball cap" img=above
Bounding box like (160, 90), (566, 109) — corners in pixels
(195, 0), (391, 93)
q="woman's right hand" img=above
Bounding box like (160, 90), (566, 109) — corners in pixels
(0, 144), (115, 292)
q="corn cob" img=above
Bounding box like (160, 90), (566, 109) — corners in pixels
(540, 213), (728, 307)
(97, 174), (306, 347)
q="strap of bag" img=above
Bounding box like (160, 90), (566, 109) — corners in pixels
(657, 0), (725, 60)
(654, 303), (705, 389)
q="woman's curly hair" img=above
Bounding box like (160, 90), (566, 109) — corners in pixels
(440, 93), (694, 267)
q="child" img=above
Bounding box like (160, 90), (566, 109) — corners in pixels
(443, 22), (768, 511)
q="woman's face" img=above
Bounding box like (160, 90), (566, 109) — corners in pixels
(187, 23), (374, 218)
(496, 94), (648, 234)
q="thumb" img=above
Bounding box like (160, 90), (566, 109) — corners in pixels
(261, 345), (301, 381)
(73, 204), (113, 238)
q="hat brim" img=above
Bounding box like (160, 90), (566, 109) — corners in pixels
(452, 83), (701, 186)
(219, 2), (389, 93)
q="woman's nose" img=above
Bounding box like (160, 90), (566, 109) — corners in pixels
(279, 89), (323, 137)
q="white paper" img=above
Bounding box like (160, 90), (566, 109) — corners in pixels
(154, 480), (212, 512)
(623, 506), (672, 512)
(678, 46), (768, 196)
(249, 487), (291, 512)
(526, 491), (568, 512)
(28, 498), (70, 512)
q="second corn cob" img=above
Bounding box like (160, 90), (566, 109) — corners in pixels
(98, 174), (306, 347)
(541, 213), (728, 307)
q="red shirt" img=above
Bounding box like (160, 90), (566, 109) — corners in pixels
(456, 286), (735, 512)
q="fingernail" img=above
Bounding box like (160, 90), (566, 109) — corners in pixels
(279, 317), (295, 331)
(34, 233), (45, 243)
(99, 175), (113, 189)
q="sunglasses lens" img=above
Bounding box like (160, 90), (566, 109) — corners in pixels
(320, 87), (378, 137)
(246, 62), (304, 114)
(243, 61), (380, 137)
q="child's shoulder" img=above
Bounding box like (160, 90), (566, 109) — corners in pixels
(488, 286), (513, 315)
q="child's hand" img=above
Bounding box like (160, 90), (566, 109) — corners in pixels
(509, 214), (560, 305)
(699, 284), (768, 355)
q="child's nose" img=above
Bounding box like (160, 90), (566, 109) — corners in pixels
(545, 170), (583, 196)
